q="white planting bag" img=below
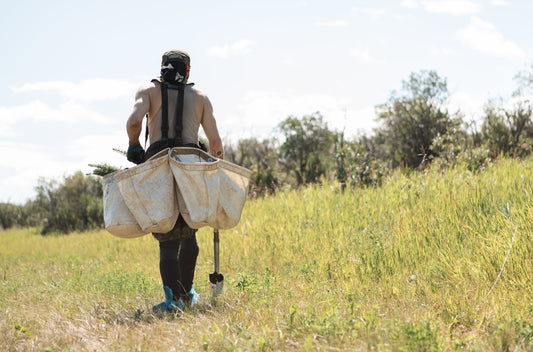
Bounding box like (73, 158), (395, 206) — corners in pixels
(102, 171), (148, 238)
(169, 147), (252, 229)
(115, 149), (178, 233)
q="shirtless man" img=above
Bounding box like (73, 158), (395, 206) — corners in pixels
(125, 50), (224, 312)
(126, 51), (223, 160)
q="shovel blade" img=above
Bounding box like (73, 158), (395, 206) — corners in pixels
(209, 272), (224, 297)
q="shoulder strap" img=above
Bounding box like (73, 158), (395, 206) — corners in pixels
(144, 114), (149, 149)
(174, 84), (185, 145)
(152, 78), (186, 146)
(160, 83), (169, 140)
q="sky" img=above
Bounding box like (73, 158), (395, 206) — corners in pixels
(1, 0), (532, 204)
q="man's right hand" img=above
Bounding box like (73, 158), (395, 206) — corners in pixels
(127, 144), (145, 164)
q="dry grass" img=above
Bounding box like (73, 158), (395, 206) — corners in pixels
(1, 157), (533, 351)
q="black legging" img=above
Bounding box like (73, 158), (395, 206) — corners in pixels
(159, 236), (199, 299)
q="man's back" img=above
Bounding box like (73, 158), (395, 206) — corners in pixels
(127, 80), (223, 159)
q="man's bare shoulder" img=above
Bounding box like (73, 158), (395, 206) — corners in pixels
(136, 81), (159, 95)
(190, 85), (210, 101)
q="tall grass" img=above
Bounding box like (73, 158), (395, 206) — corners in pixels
(1, 157), (532, 351)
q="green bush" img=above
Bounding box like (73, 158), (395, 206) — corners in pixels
(374, 70), (462, 169)
(482, 99), (533, 158)
(336, 136), (390, 189)
(225, 137), (280, 197)
(35, 171), (104, 235)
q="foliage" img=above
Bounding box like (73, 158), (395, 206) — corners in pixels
(225, 137), (280, 197)
(88, 163), (119, 176)
(430, 122), (493, 173)
(481, 98), (533, 158)
(335, 134), (390, 188)
(374, 70), (462, 169)
(278, 112), (336, 185)
(514, 61), (533, 95)
(0, 201), (42, 230)
(0, 203), (25, 230)
(2, 69), (533, 232)
(35, 171), (104, 235)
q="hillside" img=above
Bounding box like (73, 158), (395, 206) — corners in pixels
(1, 157), (532, 351)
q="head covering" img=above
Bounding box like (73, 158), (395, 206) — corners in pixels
(160, 50), (191, 84)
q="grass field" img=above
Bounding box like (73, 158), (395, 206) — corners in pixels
(1, 157), (533, 351)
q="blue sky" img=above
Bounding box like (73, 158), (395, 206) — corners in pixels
(1, 0), (532, 204)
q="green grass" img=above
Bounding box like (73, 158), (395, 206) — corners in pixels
(1, 157), (533, 351)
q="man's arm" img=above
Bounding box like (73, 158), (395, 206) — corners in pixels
(200, 94), (224, 159)
(126, 87), (151, 146)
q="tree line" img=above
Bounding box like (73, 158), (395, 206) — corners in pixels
(1, 68), (532, 234)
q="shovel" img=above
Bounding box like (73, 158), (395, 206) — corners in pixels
(209, 229), (224, 297)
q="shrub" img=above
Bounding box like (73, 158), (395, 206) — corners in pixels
(35, 171), (104, 235)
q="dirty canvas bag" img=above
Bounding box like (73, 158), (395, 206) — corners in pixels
(102, 171), (148, 238)
(216, 159), (253, 228)
(169, 147), (252, 229)
(115, 149), (178, 233)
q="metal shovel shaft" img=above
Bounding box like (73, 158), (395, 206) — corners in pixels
(209, 229), (224, 297)
(214, 229), (220, 273)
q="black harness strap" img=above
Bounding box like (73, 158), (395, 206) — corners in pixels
(174, 84), (185, 146)
(161, 83), (170, 140)
(144, 79), (202, 161)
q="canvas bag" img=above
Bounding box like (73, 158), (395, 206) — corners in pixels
(169, 147), (252, 229)
(102, 171), (148, 238)
(115, 149), (178, 233)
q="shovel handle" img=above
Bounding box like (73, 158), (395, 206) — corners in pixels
(213, 229), (220, 273)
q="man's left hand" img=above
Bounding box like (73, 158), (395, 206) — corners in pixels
(127, 144), (145, 164)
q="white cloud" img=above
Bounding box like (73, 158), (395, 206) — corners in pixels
(0, 141), (74, 203)
(219, 90), (377, 142)
(10, 78), (139, 103)
(401, 0), (419, 8)
(491, 0), (509, 6)
(402, 0), (481, 15)
(0, 130), (132, 204)
(349, 48), (384, 64)
(449, 90), (487, 123)
(457, 17), (528, 61)
(423, 0), (481, 15)
(0, 100), (111, 135)
(1, 78), (133, 137)
(207, 40), (255, 59)
(351, 7), (388, 20)
(316, 20), (349, 27)
(431, 46), (456, 56)
(67, 130), (133, 169)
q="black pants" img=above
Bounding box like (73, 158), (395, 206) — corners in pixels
(159, 235), (199, 299)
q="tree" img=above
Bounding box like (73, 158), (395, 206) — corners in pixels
(374, 70), (462, 169)
(225, 137), (280, 196)
(336, 135), (390, 189)
(278, 112), (336, 186)
(514, 62), (533, 95)
(482, 99), (533, 158)
(35, 171), (104, 235)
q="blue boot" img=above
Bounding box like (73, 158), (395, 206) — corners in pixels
(177, 286), (199, 308)
(152, 286), (184, 313)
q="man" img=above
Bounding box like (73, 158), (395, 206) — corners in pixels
(126, 50), (224, 312)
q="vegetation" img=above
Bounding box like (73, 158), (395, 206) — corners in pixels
(374, 70), (462, 168)
(1, 156), (532, 351)
(1, 65), (532, 350)
(2, 68), (532, 235)
(34, 172), (104, 235)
